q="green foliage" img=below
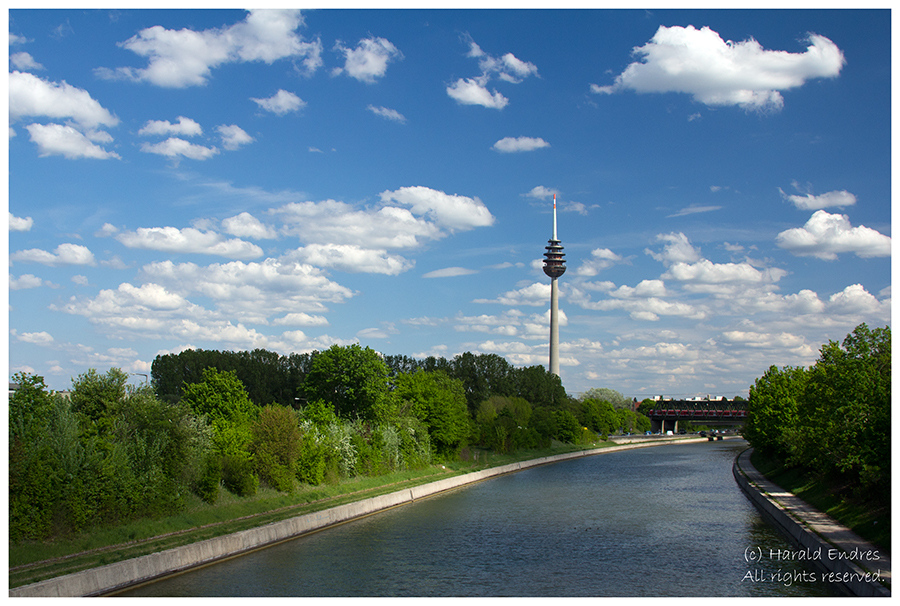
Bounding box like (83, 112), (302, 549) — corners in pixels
(394, 370), (471, 457)
(580, 398), (618, 435)
(552, 409), (581, 443)
(745, 365), (808, 458)
(196, 454), (222, 504)
(747, 324), (891, 504)
(221, 453), (258, 497)
(181, 367), (258, 457)
(581, 387), (630, 409)
(152, 348), (311, 407)
(70, 368), (130, 424)
(303, 344), (396, 422)
(250, 405), (302, 492)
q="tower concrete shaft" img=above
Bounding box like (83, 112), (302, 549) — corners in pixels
(542, 194), (566, 377)
(549, 276), (560, 376)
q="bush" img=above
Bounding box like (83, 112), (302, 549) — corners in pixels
(221, 453), (258, 497)
(251, 405), (302, 492)
(196, 454), (222, 504)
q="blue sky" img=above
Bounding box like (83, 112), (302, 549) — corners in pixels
(7, 8), (892, 398)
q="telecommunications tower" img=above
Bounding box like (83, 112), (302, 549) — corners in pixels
(542, 194), (566, 376)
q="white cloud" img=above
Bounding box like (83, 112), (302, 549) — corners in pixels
(465, 37), (538, 83)
(138, 116), (202, 137)
(251, 89), (305, 115)
(273, 312), (329, 327)
(276, 199), (440, 250)
(668, 205), (722, 218)
(9, 274), (47, 290)
(780, 188), (857, 210)
(217, 124), (254, 150)
(446, 77), (509, 109)
(11, 242), (96, 266)
(423, 267), (478, 278)
(662, 259), (788, 285)
(776, 210), (891, 260)
(333, 36), (402, 83)
(474, 282), (550, 306)
(646, 232), (701, 265)
(575, 248), (625, 277)
(221, 212), (276, 239)
(13, 330), (55, 345)
(97, 9), (321, 87)
(592, 25), (844, 111)
(25, 123), (120, 159)
(140, 137), (218, 160)
(289, 244), (414, 275)
(9, 71), (119, 129)
(379, 186), (495, 231)
(826, 283), (886, 316)
(10, 52), (44, 71)
(367, 105), (407, 123)
(116, 226), (263, 259)
(492, 136), (550, 153)
(9, 213), (33, 231)
(523, 186), (560, 200)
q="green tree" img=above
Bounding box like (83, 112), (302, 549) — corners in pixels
(70, 367), (130, 426)
(581, 387), (630, 409)
(181, 368), (259, 496)
(394, 370), (471, 457)
(250, 405), (302, 492)
(302, 344), (395, 421)
(745, 365), (808, 458)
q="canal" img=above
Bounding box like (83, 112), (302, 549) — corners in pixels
(121, 439), (836, 597)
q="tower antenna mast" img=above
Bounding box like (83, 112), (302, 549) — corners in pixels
(542, 193), (567, 377)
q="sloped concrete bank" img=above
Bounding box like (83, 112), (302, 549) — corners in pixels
(10, 436), (708, 597)
(733, 447), (891, 597)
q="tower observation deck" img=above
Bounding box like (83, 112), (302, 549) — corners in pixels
(543, 194), (566, 377)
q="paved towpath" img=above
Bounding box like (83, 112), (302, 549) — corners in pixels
(735, 448), (890, 596)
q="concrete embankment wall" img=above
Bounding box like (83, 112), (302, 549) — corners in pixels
(10, 436), (708, 597)
(733, 448), (890, 597)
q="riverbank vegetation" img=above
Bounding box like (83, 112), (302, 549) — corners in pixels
(744, 324), (890, 550)
(9, 345), (650, 582)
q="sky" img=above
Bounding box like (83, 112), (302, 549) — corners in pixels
(6, 8), (892, 399)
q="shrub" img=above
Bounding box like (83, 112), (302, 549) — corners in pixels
(221, 453), (258, 497)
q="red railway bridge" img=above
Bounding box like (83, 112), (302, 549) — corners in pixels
(646, 399), (748, 434)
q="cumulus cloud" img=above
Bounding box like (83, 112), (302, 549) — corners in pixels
(216, 124), (254, 150)
(576, 248), (625, 277)
(779, 187), (857, 210)
(25, 123), (120, 159)
(10, 52), (44, 71)
(379, 186), (495, 231)
(523, 186), (560, 200)
(251, 89), (305, 115)
(9, 71), (119, 129)
(667, 205), (722, 218)
(662, 259), (788, 285)
(96, 9), (322, 87)
(592, 25), (844, 111)
(10, 274), (47, 290)
(9, 213), (33, 231)
(116, 226), (263, 259)
(138, 116), (202, 137)
(447, 35), (538, 109)
(367, 105), (406, 123)
(474, 282), (550, 306)
(446, 77), (509, 109)
(492, 136), (550, 153)
(140, 137), (218, 160)
(11, 243), (96, 266)
(646, 232), (701, 265)
(140, 258), (354, 323)
(276, 199), (440, 250)
(333, 36), (402, 83)
(289, 243), (414, 275)
(221, 212), (276, 239)
(775, 210), (891, 259)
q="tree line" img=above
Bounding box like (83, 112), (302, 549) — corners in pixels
(10, 344), (650, 543)
(743, 324), (890, 505)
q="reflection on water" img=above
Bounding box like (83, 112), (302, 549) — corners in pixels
(121, 440), (835, 597)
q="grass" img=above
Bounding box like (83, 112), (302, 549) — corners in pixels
(749, 449), (890, 552)
(9, 439), (621, 590)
